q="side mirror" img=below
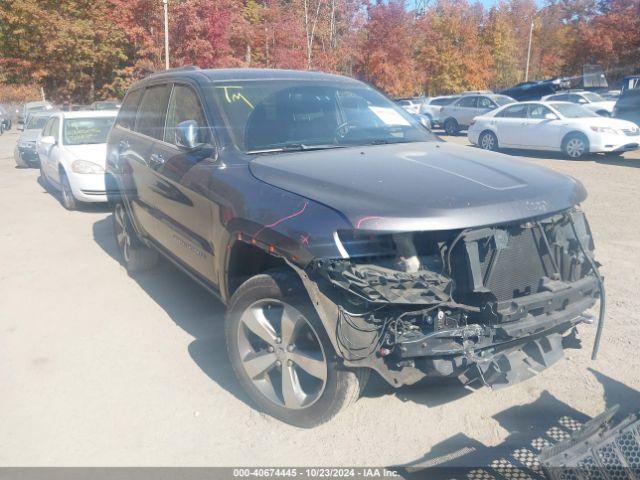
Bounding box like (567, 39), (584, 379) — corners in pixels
(544, 113), (558, 120)
(176, 120), (199, 150)
(578, 98), (588, 104)
(39, 135), (57, 146)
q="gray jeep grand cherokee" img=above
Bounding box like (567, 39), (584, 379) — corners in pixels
(106, 68), (604, 427)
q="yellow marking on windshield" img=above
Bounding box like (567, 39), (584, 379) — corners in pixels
(217, 86), (254, 109)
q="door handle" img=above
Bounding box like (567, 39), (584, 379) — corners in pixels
(149, 153), (165, 167)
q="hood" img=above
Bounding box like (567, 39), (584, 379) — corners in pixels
(19, 129), (42, 143)
(249, 142), (587, 232)
(62, 143), (108, 167)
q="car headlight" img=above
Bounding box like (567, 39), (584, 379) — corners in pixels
(71, 160), (104, 174)
(590, 126), (619, 134)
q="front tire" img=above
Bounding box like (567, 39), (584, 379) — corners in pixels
(479, 131), (499, 151)
(225, 270), (369, 428)
(112, 202), (159, 273)
(60, 171), (78, 210)
(562, 133), (589, 159)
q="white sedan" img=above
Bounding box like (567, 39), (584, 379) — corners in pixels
(468, 101), (640, 158)
(37, 111), (116, 210)
(542, 91), (615, 116)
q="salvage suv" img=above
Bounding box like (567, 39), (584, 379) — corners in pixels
(106, 68), (604, 427)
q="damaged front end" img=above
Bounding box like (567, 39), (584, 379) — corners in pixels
(299, 208), (604, 389)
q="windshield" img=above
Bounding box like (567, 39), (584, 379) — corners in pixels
(62, 117), (115, 145)
(493, 95), (516, 106)
(582, 92), (604, 102)
(208, 81), (435, 153)
(26, 115), (50, 129)
(550, 102), (598, 118)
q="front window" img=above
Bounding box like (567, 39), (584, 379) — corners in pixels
(209, 81), (434, 153)
(62, 117), (116, 145)
(549, 103), (598, 118)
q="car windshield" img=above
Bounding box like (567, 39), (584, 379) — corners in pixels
(62, 117), (115, 145)
(493, 95), (516, 106)
(208, 81), (435, 153)
(550, 102), (598, 118)
(582, 92), (604, 102)
(94, 102), (120, 110)
(26, 115), (49, 129)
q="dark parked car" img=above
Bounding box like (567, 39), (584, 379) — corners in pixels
(500, 78), (569, 101)
(613, 88), (640, 126)
(0, 106), (11, 133)
(18, 101), (53, 125)
(106, 68), (604, 427)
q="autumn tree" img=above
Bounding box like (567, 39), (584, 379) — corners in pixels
(354, 0), (421, 96)
(0, 0), (128, 102)
(416, 0), (493, 94)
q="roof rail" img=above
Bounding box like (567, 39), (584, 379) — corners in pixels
(149, 65), (200, 77)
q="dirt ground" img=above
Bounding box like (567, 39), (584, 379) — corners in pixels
(1, 128), (639, 469)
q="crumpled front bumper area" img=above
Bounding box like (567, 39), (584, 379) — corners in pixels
(301, 209), (602, 389)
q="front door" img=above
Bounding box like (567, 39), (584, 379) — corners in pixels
(143, 83), (219, 284)
(521, 104), (562, 150)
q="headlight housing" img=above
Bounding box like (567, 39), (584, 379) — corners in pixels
(590, 126), (619, 134)
(71, 160), (104, 174)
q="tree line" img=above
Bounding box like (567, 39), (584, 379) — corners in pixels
(0, 0), (638, 103)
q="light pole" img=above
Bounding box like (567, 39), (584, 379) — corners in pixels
(524, 20), (534, 82)
(163, 0), (170, 70)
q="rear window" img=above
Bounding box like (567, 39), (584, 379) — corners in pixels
(134, 85), (171, 139)
(431, 97), (457, 106)
(116, 89), (143, 130)
(550, 103), (598, 118)
(493, 95), (516, 106)
(63, 117), (116, 145)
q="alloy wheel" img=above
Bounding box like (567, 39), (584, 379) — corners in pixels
(566, 138), (586, 158)
(237, 299), (328, 410)
(114, 203), (132, 263)
(480, 133), (496, 150)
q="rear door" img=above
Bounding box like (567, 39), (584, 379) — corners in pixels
(493, 104), (528, 147)
(144, 83), (219, 283)
(127, 84), (172, 239)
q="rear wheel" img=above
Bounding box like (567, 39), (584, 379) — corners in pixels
(444, 118), (459, 136)
(113, 202), (159, 273)
(479, 131), (499, 151)
(226, 270), (369, 428)
(562, 133), (589, 159)
(60, 172), (78, 210)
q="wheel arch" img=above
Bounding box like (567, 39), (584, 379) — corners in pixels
(224, 239), (292, 302)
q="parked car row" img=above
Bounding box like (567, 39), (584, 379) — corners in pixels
(10, 67), (607, 428)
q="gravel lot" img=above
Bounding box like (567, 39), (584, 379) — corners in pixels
(1, 128), (639, 469)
